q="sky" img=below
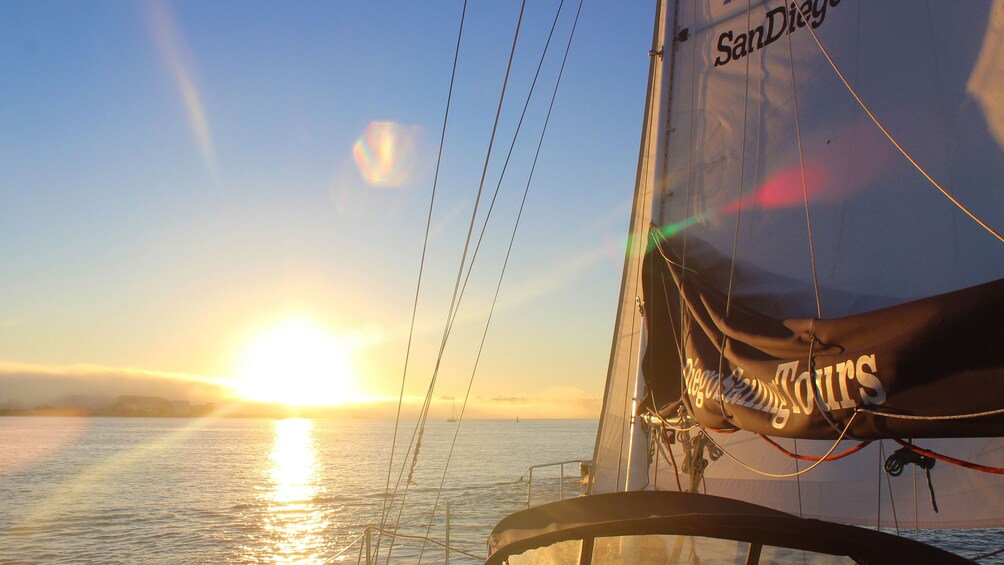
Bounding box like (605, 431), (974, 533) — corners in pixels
(0, 0), (655, 418)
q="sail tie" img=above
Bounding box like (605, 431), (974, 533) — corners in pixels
(892, 438), (1004, 476)
(884, 445), (939, 513)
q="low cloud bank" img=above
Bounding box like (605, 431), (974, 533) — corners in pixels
(0, 361), (600, 419)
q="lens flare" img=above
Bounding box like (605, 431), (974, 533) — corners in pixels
(352, 121), (422, 187)
(149, 1), (217, 178)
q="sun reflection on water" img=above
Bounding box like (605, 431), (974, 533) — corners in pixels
(265, 418), (328, 563)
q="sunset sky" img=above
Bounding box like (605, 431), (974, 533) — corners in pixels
(0, 1), (653, 418)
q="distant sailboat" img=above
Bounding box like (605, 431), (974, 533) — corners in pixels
(447, 397), (457, 423)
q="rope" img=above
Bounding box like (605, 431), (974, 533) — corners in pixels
(793, 438), (803, 518)
(375, 0), (469, 556)
(319, 530), (369, 564)
(661, 424), (683, 492)
(876, 437), (882, 530)
(758, 434), (871, 462)
(807, 335), (850, 437)
(698, 411), (860, 479)
(785, 13), (823, 319)
(381, 3), (527, 561)
(880, 441), (901, 534)
(330, 527), (484, 562)
(791, 0), (1004, 243)
(973, 547), (1004, 561)
(415, 1), (582, 561)
(858, 406), (1004, 421)
(680, 0), (699, 362)
(893, 439), (1004, 475)
(716, 0), (755, 425)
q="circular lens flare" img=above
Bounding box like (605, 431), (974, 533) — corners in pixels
(352, 121), (421, 187)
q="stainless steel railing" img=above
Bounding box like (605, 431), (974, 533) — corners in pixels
(522, 459), (591, 508)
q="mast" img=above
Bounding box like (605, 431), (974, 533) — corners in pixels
(589, 0), (676, 495)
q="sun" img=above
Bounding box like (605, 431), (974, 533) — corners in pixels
(232, 317), (359, 406)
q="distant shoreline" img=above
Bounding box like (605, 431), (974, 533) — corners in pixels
(0, 410), (593, 421)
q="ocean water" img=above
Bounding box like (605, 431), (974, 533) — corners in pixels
(0, 417), (593, 564)
(1, 417), (1000, 564)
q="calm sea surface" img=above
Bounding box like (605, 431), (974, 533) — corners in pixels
(1, 417), (593, 564)
(1, 417), (1000, 564)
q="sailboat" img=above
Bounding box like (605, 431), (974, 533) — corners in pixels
(486, 0), (1004, 562)
(448, 397), (458, 423)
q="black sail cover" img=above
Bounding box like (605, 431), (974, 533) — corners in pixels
(642, 237), (1004, 439)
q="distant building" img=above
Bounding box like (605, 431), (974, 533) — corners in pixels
(110, 395), (171, 416)
(170, 400), (191, 416)
(58, 395), (110, 411)
(191, 402), (215, 417)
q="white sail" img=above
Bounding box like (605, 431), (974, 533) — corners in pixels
(660, 0), (1003, 316)
(594, 0), (1004, 528)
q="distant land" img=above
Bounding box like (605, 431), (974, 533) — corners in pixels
(0, 394), (215, 418)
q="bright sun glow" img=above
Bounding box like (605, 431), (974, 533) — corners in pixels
(233, 317), (359, 406)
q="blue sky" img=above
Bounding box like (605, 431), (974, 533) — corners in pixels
(0, 0), (655, 416)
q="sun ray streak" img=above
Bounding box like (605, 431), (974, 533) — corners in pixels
(149, 1), (218, 178)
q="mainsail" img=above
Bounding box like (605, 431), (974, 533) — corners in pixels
(593, 0), (1004, 529)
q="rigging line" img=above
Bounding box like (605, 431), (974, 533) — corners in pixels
(382, 2), (528, 561)
(376, 0), (469, 554)
(914, 462), (919, 540)
(414, 0), (582, 560)
(678, 0), (699, 403)
(440, 0), (567, 357)
(345, 527), (487, 562)
(660, 424), (684, 492)
(759, 434), (871, 462)
(972, 547), (1004, 561)
(876, 438), (882, 531)
(807, 334), (850, 437)
(598, 0), (666, 495)
(793, 438), (803, 518)
(790, 1), (1004, 244)
(651, 234), (698, 273)
(714, 0), (754, 429)
(698, 411), (861, 479)
(883, 441), (907, 533)
(319, 530), (369, 564)
(880, 440), (901, 535)
(858, 406), (1004, 421)
(786, 13), (823, 319)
